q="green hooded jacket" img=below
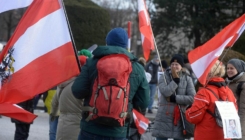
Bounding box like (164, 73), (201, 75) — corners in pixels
(72, 46), (150, 138)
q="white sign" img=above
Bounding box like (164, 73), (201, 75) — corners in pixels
(215, 101), (241, 139)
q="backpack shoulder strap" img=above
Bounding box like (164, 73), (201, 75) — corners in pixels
(206, 87), (219, 100)
(236, 81), (245, 97)
(205, 87), (219, 118)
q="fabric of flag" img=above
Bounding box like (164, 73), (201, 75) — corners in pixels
(188, 14), (245, 85)
(0, 0), (80, 123)
(132, 109), (149, 134)
(138, 0), (154, 61)
(0, 0), (33, 13)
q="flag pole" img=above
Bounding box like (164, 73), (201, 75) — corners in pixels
(204, 47), (232, 87)
(127, 21), (131, 52)
(60, 0), (81, 72)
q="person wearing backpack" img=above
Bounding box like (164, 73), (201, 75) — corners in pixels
(72, 27), (150, 140)
(226, 58), (245, 139)
(152, 54), (196, 140)
(185, 60), (237, 140)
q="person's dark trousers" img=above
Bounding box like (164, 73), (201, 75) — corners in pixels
(14, 123), (30, 140)
(78, 130), (127, 140)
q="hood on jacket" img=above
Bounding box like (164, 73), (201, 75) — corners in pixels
(58, 77), (76, 89)
(92, 46), (137, 61)
(207, 77), (232, 101)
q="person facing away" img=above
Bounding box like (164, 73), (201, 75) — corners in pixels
(145, 55), (160, 113)
(51, 77), (83, 140)
(152, 54), (196, 140)
(185, 60), (237, 140)
(226, 58), (245, 139)
(71, 27), (150, 140)
(50, 52), (90, 140)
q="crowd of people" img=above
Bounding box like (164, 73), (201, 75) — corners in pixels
(9, 27), (245, 140)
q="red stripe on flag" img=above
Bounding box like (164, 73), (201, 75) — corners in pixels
(133, 109), (149, 134)
(138, 11), (154, 61)
(0, 103), (37, 123)
(188, 14), (245, 85)
(0, 42), (80, 104)
(0, 0), (60, 62)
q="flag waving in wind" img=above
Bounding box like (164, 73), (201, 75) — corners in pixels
(188, 14), (245, 85)
(132, 109), (149, 134)
(138, 0), (155, 61)
(0, 0), (80, 123)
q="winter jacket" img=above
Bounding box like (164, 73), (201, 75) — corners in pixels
(152, 68), (196, 139)
(186, 77), (237, 140)
(145, 61), (159, 84)
(51, 77), (83, 140)
(71, 46), (150, 138)
(226, 72), (245, 139)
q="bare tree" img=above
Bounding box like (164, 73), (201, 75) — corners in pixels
(0, 8), (26, 42)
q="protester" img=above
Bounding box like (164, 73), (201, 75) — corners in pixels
(226, 58), (245, 139)
(145, 55), (160, 113)
(152, 54), (196, 140)
(186, 60), (237, 140)
(50, 52), (90, 140)
(51, 77), (83, 140)
(72, 27), (149, 140)
(11, 99), (34, 140)
(138, 57), (152, 83)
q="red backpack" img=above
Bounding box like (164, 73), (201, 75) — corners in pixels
(85, 54), (132, 127)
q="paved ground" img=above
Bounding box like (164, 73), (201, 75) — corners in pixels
(0, 110), (49, 140)
(0, 99), (193, 140)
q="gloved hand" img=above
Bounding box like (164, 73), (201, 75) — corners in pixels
(169, 94), (176, 103)
(171, 68), (180, 84)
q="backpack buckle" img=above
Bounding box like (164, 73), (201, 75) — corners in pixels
(93, 108), (98, 114)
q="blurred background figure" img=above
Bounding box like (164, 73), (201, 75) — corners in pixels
(138, 57), (152, 83)
(160, 60), (168, 72)
(145, 55), (160, 114)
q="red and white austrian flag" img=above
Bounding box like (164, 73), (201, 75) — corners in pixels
(188, 14), (245, 85)
(133, 109), (149, 134)
(138, 0), (155, 61)
(0, 0), (80, 123)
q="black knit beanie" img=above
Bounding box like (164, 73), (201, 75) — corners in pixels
(170, 55), (184, 67)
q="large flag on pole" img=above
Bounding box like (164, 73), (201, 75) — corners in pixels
(188, 14), (245, 85)
(0, 0), (80, 123)
(0, 0), (33, 13)
(138, 0), (155, 61)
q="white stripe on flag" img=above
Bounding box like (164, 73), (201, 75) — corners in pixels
(12, 9), (71, 72)
(0, 0), (33, 13)
(141, 34), (145, 43)
(139, 120), (148, 130)
(191, 36), (233, 78)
